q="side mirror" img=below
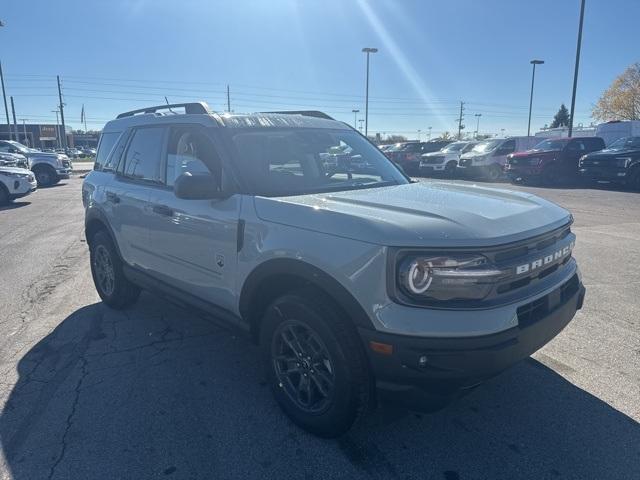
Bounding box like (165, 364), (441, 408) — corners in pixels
(174, 172), (226, 200)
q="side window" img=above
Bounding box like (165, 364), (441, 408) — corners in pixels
(165, 126), (221, 188)
(567, 140), (585, 151)
(500, 140), (516, 154)
(121, 127), (165, 182)
(94, 132), (121, 171)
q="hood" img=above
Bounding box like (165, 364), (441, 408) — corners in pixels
(0, 166), (33, 175)
(510, 149), (559, 158)
(422, 151), (446, 158)
(254, 182), (571, 248)
(586, 148), (640, 158)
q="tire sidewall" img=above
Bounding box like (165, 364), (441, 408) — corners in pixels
(33, 165), (57, 187)
(261, 294), (367, 437)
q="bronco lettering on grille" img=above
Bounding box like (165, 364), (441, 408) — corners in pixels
(515, 241), (575, 275)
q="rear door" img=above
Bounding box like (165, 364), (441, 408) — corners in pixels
(109, 126), (167, 269)
(492, 139), (516, 167)
(146, 124), (241, 312)
(564, 139), (587, 174)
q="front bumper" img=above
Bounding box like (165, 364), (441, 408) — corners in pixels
(56, 167), (71, 179)
(456, 164), (491, 177)
(505, 164), (543, 179)
(359, 275), (585, 411)
(8, 178), (37, 199)
(578, 166), (627, 182)
(419, 164), (447, 174)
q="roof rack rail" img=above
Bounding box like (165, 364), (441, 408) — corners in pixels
(116, 102), (212, 119)
(260, 110), (334, 121)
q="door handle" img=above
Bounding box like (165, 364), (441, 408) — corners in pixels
(152, 204), (174, 217)
(106, 191), (120, 204)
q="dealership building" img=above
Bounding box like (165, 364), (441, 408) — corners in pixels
(0, 123), (100, 149)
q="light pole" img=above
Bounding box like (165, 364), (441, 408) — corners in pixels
(427, 126), (432, 141)
(474, 114), (482, 139)
(527, 59), (544, 137)
(568, 0), (586, 137)
(352, 109), (359, 129)
(361, 47), (378, 137)
(501, 128), (506, 137)
(417, 129), (422, 141)
(358, 119), (364, 132)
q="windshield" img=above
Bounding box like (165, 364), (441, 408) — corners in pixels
(441, 142), (467, 153)
(607, 136), (640, 150)
(5, 141), (31, 154)
(532, 139), (568, 151)
(471, 140), (501, 153)
(226, 128), (408, 196)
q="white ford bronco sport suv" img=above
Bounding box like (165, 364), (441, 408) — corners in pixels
(82, 102), (585, 437)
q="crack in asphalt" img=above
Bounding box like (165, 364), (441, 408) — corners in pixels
(46, 356), (88, 480)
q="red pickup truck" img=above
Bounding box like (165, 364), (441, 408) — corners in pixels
(505, 137), (605, 185)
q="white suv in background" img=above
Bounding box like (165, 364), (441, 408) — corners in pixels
(419, 141), (477, 176)
(0, 165), (37, 205)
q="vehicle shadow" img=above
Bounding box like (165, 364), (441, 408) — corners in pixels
(1, 294), (638, 479)
(0, 201), (31, 211)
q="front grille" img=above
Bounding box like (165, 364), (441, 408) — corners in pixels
(487, 224), (574, 298)
(422, 156), (445, 165)
(517, 274), (579, 327)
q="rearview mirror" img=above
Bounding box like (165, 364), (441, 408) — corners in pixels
(174, 172), (227, 200)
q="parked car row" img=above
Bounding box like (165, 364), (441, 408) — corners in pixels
(0, 140), (73, 187)
(384, 135), (640, 191)
(42, 146), (96, 158)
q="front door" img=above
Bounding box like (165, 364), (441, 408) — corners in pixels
(146, 125), (240, 313)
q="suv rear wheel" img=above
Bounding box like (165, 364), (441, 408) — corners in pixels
(485, 164), (502, 181)
(89, 230), (141, 309)
(260, 290), (371, 437)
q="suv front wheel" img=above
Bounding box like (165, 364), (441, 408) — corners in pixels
(89, 230), (141, 309)
(260, 290), (371, 437)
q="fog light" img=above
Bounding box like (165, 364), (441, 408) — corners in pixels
(417, 355), (428, 368)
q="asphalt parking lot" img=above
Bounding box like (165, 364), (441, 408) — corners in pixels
(0, 177), (638, 480)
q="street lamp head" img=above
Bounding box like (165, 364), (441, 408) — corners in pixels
(362, 47), (378, 53)
(530, 59), (544, 65)
(352, 109), (360, 113)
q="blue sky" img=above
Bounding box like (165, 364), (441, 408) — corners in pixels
(1, 0), (638, 138)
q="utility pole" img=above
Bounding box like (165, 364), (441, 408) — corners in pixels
(457, 101), (465, 140)
(0, 61), (12, 140)
(362, 47), (378, 137)
(57, 75), (67, 149)
(52, 110), (60, 148)
(20, 118), (28, 146)
(568, 0), (586, 138)
(10, 96), (18, 143)
(226, 84), (231, 112)
(474, 113), (482, 139)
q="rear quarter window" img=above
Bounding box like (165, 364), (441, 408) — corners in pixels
(94, 132), (122, 171)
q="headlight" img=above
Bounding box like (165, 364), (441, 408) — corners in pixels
(615, 157), (631, 168)
(397, 254), (503, 303)
(3, 171), (31, 178)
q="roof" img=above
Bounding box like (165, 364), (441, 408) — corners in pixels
(104, 102), (348, 133)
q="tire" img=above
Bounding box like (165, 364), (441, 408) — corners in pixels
(541, 164), (560, 186)
(89, 230), (141, 309)
(260, 289), (372, 437)
(485, 164), (502, 181)
(630, 169), (640, 191)
(0, 184), (10, 205)
(444, 161), (457, 177)
(33, 165), (58, 187)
